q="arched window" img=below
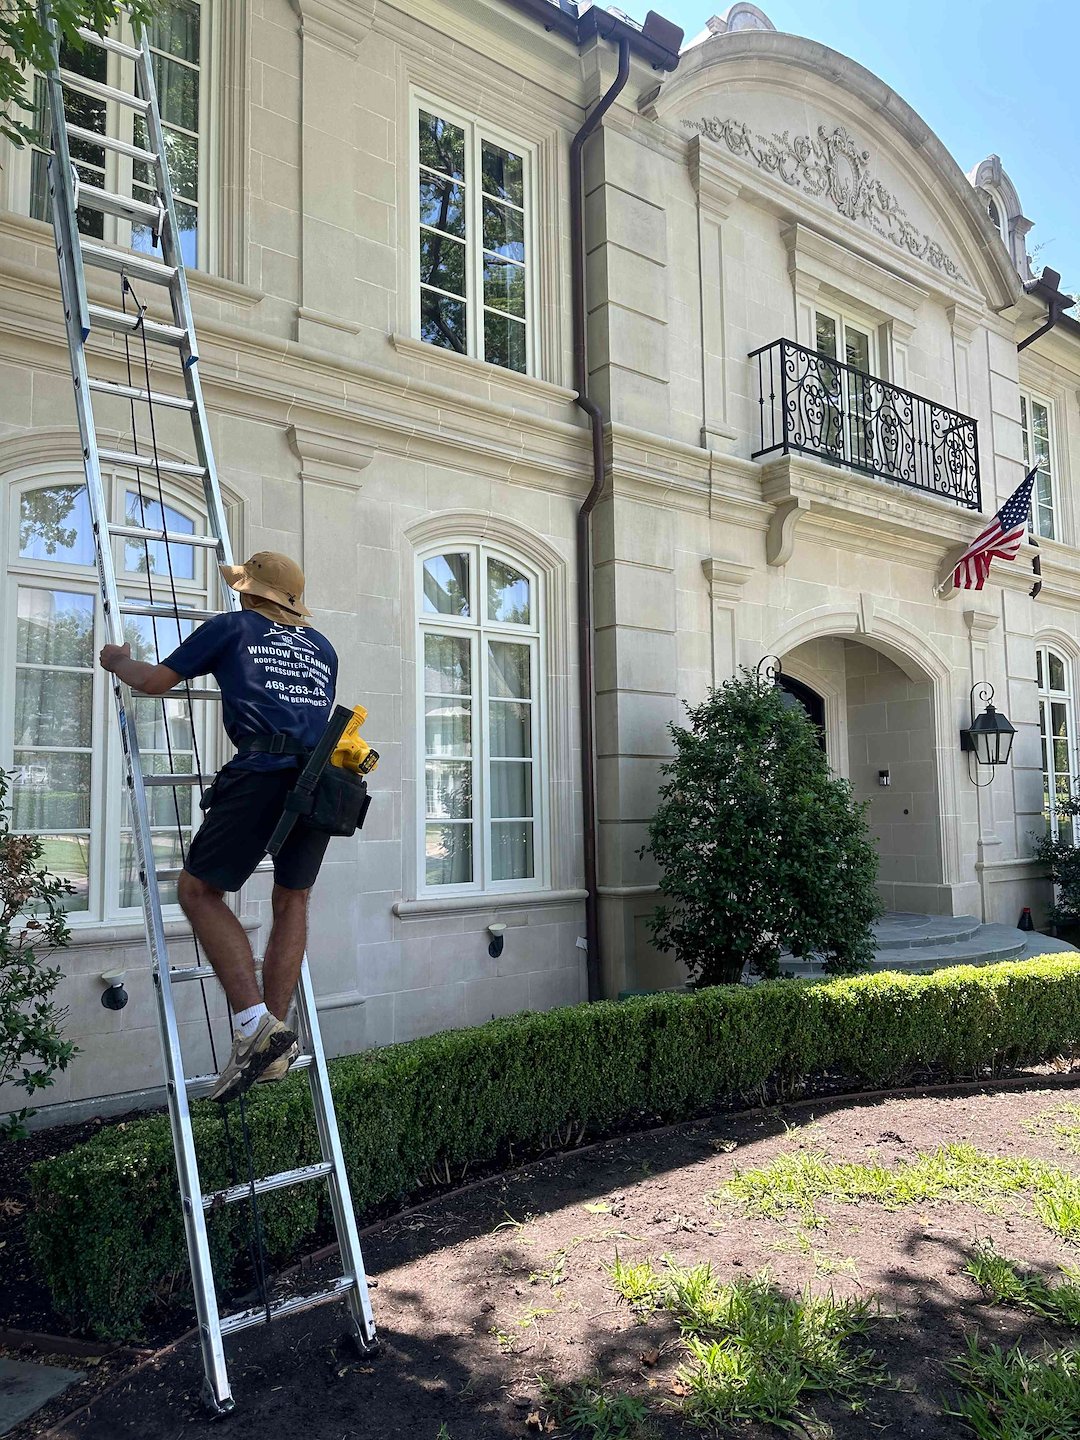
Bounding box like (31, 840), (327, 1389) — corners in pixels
(984, 188), (1009, 249)
(417, 541), (544, 891)
(1037, 645), (1077, 843)
(5, 464), (217, 920)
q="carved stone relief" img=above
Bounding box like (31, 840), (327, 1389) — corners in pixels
(683, 116), (965, 283)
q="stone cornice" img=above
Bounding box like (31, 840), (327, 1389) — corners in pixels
(783, 220), (929, 332)
(287, 422), (374, 488)
(290, 0), (374, 54)
(688, 135), (742, 218)
(701, 556), (754, 598)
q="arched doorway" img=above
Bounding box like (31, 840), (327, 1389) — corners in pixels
(780, 635), (946, 912)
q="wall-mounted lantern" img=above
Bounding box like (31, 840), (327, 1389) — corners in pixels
(755, 654), (802, 714)
(878, 769), (891, 787)
(960, 682), (1016, 786)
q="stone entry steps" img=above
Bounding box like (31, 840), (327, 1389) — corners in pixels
(783, 911), (1076, 978)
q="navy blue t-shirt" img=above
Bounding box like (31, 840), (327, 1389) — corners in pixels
(162, 611), (338, 771)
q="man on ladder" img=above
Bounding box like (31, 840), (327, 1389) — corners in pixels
(99, 550), (335, 1102)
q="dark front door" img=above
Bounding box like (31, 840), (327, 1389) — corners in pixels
(779, 674), (827, 753)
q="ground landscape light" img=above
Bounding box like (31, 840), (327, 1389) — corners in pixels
(959, 681), (1016, 786)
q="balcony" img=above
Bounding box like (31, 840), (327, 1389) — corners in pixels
(749, 338), (981, 511)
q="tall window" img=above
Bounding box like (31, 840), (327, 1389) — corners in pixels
(5, 471), (216, 920)
(814, 305), (876, 463)
(28, 0), (208, 270)
(1021, 392), (1056, 540)
(418, 544), (543, 891)
(1037, 645), (1077, 844)
(414, 100), (533, 375)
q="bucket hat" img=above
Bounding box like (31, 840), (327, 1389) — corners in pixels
(219, 551), (312, 624)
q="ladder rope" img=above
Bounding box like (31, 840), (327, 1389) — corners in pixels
(122, 270), (273, 1317)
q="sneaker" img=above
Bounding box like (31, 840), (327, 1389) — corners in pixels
(210, 1015), (297, 1103)
(257, 1041), (299, 1084)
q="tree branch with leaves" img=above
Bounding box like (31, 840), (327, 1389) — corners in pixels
(2, 1), (160, 148)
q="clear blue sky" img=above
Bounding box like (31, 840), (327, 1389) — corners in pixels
(657, 0), (1079, 295)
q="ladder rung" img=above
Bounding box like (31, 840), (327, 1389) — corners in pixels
(202, 1162), (333, 1212)
(120, 601), (218, 621)
(81, 242), (177, 287)
(87, 304), (187, 348)
(184, 1054), (313, 1097)
(58, 68), (150, 114)
(110, 521), (218, 546)
(92, 382), (193, 414)
(99, 448), (207, 478)
(67, 121), (157, 166)
(132, 686), (221, 700)
(75, 25), (143, 61)
(142, 771), (214, 786)
(218, 1277), (356, 1338)
(74, 180), (161, 228)
(159, 859), (273, 883)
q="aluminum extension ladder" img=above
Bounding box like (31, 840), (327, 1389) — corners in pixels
(40, 5), (376, 1413)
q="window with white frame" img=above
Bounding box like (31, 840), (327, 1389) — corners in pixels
(1037, 644), (1077, 844)
(27, 0), (209, 270)
(413, 100), (534, 375)
(1021, 391), (1057, 540)
(418, 543), (543, 891)
(5, 469), (217, 921)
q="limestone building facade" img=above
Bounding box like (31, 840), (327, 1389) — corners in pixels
(0, 0), (1077, 1115)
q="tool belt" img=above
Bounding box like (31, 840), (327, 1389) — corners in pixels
(237, 732), (371, 838)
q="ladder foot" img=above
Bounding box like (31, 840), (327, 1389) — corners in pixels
(341, 1328), (380, 1360)
(201, 1381), (236, 1418)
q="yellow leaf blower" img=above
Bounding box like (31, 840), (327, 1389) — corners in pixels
(330, 704), (379, 775)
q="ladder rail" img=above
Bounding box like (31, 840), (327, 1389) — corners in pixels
(297, 959), (377, 1345)
(42, 4), (378, 1409)
(40, 4), (233, 1407)
(132, 33), (236, 589)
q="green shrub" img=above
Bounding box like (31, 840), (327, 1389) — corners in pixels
(641, 671), (879, 986)
(28, 957), (1080, 1340)
(0, 767), (77, 1138)
(1031, 794), (1080, 932)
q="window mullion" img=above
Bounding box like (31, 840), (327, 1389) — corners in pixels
(470, 124), (482, 363)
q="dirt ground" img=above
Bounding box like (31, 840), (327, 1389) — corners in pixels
(8, 1079), (1080, 1440)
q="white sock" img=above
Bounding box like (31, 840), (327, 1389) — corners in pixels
(234, 1002), (268, 1039)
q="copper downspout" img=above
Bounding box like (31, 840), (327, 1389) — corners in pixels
(571, 32), (630, 1001)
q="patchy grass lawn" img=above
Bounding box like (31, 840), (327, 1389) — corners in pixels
(9, 1081), (1080, 1440)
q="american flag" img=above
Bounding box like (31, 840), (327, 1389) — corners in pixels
(951, 468), (1037, 590)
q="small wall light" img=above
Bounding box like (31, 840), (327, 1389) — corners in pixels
(878, 769), (891, 787)
(100, 970), (128, 1011)
(487, 923), (506, 960)
(960, 682), (1016, 786)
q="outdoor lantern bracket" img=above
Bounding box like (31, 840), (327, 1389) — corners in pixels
(960, 681), (1016, 787)
(755, 654), (803, 714)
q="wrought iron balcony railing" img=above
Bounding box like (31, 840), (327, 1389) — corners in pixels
(748, 338), (981, 510)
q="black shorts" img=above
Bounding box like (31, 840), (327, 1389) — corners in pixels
(183, 766), (331, 893)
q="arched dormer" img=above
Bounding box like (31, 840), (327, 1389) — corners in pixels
(968, 155), (1034, 282)
(656, 27), (1023, 314)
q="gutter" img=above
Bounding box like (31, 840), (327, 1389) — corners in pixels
(570, 27), (631, 1001)
(1017, 266), (1076, 352)
(498, 0), (682, 71)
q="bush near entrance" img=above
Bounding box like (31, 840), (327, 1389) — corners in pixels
(27, 957), (1080, 1340)
(642, 672), (880, 986)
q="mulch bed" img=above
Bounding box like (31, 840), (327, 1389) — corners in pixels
(6, 1076), (1080, 1439)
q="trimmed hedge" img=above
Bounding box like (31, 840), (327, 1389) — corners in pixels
(28, 958), (1080, 1340)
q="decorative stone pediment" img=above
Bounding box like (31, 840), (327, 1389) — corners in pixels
(683, 115), (965, 283)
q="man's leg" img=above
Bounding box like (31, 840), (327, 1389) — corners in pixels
(262, 884), (310, 1021)
(178, 870), (261, 1013)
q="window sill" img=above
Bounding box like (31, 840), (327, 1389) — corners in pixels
(389, 333), (576, 405)
(56, 914), (260, 948)
(394, 888), (587, 920)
